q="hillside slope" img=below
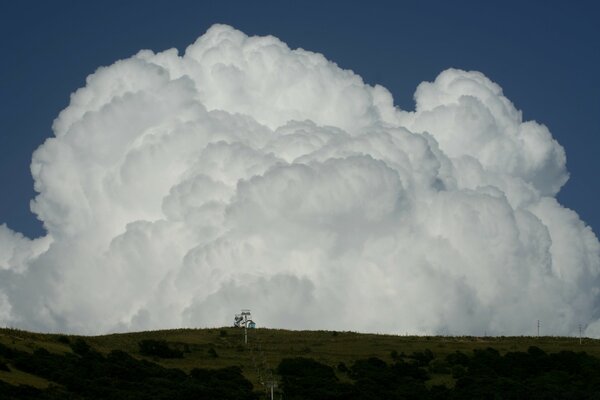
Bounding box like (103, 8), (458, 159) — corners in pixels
(1, 327), (599, 398)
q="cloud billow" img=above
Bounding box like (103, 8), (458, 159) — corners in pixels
(1, 24), (598, 336)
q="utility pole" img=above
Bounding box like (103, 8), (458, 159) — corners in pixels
(579, 324), (582, 345)
(537, 320), (540, 338)
(236, 309), (251, 345)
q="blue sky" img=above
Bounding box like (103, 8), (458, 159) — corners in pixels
(1, 0), (599, 238)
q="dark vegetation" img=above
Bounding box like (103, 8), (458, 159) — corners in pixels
(277, 347), (600, 399)
(0, 341), (256, 399)
(1, 327), (600, 399)
(137, 339), (183, 359)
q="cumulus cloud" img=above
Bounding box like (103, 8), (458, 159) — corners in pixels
(1, 24), (598, 336)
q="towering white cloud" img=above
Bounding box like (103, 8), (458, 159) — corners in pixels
(1, 24), (598, 336)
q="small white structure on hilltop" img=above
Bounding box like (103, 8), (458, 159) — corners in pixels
(234, 309), (256, 329)
(234, 309), (256, 344)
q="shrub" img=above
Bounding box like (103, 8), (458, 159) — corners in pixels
(33, 347), (50, 357)
(138, 339), (183, 359)
(56, 335), (70, 344)
(337, 362), (349, 373)
(0, 343), (15, 358)
(446, 350), (470, 366)
(70, 338), (91, 355)
(408, 349), (434, 367)
(428, 358), (450, 374)
(278, 357), (351, 399)
(452, 364), (467, 379)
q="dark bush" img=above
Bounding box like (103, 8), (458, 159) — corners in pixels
(452, 364), (467, 379)
(350, 357), (389, 380)
(446, 350), (469, 366)
(208, 347), (218, 358)
(279, 357), (339, 380)
(70, 338), (91, 355)
(278, 357), (352, 400)
(428, 358), (450, 374)
(34, 347), (50, 356)
(0, 342), (16, 358)
(351, 357), (429, 399)
(138, 339), (183, 359)
(391, 359), (430, 380)
(56, 335), (70, 344)
(0, 361), (9, 371)
(408, 349), (435, 366)
(190, 366), (256, 400)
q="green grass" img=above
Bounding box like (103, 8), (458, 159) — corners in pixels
(0, 365), (54, 389)
(1, 326), (599, 391)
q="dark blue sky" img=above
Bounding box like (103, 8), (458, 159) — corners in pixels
(1, 0), (598, 239)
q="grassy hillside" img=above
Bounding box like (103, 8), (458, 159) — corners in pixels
(1, 326), (599, 397)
